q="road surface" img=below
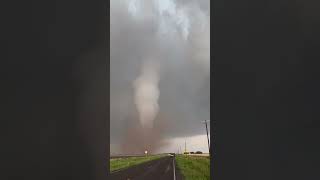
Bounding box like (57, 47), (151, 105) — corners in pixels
(110, 155), (146, 159)
(109, 156), (183, 180)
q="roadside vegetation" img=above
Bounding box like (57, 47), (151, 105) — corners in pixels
(110, 154), (165, 172)
(175, 155), (210, 180)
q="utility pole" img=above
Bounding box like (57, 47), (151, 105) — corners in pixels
(202, 120), (210, 154)
(184, 139), (187, 153)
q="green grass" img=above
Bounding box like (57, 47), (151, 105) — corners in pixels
(175, 155), (210, 180)
(110, 155), (165, 172)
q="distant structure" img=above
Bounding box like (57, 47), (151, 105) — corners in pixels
(183, 140), (190, 154)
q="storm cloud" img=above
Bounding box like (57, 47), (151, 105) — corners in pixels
(110, 0), (210, 154)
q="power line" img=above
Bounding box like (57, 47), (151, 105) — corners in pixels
(202, 120), (210, 154)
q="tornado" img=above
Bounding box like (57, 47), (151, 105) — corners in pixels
(133, 60), (160, 130)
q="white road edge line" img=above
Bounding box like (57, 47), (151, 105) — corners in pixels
(173, 157), (176, 180)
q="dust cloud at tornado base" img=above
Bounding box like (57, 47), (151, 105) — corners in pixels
(110, 0), (210, 154)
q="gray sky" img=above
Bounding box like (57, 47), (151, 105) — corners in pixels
(110, 0), (210, 154)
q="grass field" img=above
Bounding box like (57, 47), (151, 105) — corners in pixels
(175, 155), (210, 180)
(110, 155), (165, 172)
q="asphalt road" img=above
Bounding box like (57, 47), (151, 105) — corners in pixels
(110, 155), (146, 159)
(109, 156), (183, 180)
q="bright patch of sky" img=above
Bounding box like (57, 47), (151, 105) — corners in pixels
(155, 0), (190, 40)
(127, 0), (138, 16)
(175, 8), (190, 39)
(126, 0), (190, 40)
(155, 134), (210, 153)
(155, 0), (176, 15)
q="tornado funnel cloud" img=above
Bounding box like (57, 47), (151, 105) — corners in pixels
(133, 61), (160, 130)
